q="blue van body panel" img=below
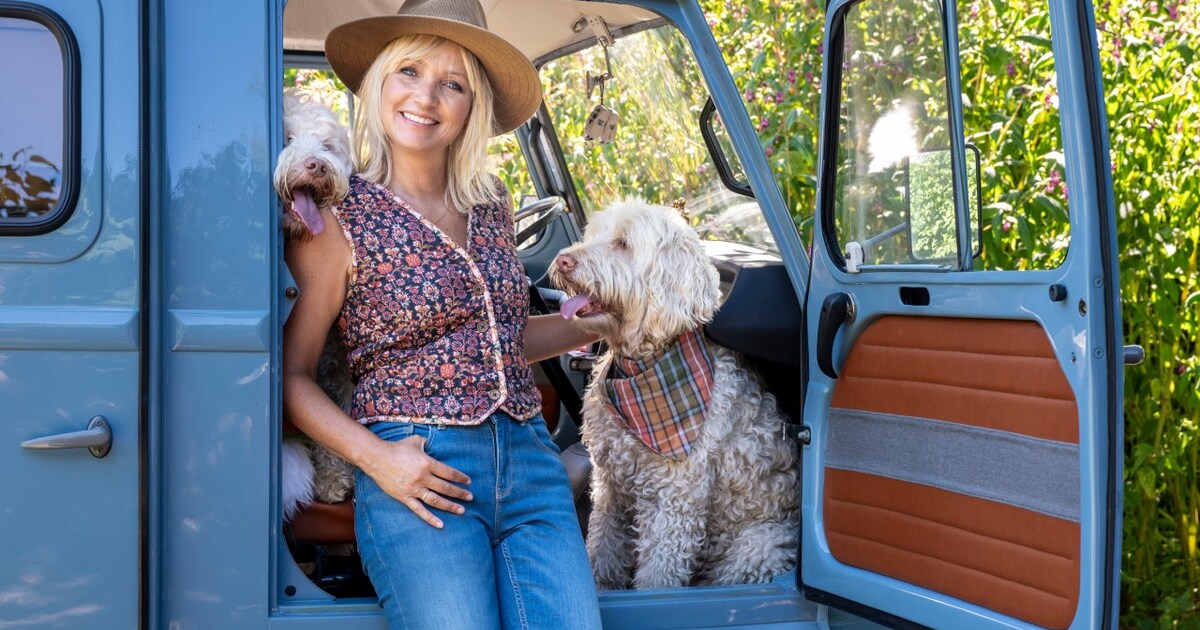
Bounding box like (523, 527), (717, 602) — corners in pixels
(155, 0), (278, 626)
(0, 0), (141, 628)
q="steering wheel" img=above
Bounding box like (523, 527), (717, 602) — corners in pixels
(512, 196), (566, 248)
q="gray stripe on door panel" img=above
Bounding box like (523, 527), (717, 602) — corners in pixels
(826, 408), (1080, 521)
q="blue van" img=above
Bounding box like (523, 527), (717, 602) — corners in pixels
(2, 0), (1126, 628)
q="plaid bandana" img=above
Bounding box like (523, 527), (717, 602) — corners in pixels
(602, 329), (715, 460)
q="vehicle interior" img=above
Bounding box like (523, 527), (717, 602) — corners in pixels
(276, 0), (806, 607)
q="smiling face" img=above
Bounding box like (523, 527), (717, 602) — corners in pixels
(379, 40), (474, 161)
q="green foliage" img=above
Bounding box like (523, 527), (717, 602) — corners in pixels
(538, 27), (721, 210)
(1099, 1), (1200, 626)
(285, 68), (351, 124)
(702, 0), (826, 243)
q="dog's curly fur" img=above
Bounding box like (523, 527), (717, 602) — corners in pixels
(551, 199), (800, 590)
(275, 89), (356, 521)
(274, 89), (353, 244)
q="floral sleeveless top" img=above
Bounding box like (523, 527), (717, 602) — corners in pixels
(332, 174), (541, 425)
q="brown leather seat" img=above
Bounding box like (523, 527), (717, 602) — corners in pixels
(287, 500), (355, 543)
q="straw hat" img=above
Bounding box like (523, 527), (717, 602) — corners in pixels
(325, 0), (542, 135)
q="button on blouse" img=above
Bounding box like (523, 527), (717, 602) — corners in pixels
(332, 175), (542, 425)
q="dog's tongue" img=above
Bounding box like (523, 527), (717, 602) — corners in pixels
(560, 294), (592, 320)
(291, 189), (325, 235)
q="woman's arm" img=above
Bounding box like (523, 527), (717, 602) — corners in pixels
(282, 207), (470, 528)
(523, 313), (601, 363)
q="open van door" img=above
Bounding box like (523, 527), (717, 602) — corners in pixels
(0, 0), (143, 627)
(799, 0), (1122, 628)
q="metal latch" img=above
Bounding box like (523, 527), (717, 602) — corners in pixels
(21, 416), (113, 458)
(785, 423), (811, 446)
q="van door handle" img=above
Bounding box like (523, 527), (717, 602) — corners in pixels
(816, 293), (854, 379)
(21, 416), (112, 458)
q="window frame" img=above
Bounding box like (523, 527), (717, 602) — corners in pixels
(0, 2), (81, 236)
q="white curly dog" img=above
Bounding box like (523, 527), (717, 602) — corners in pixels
(274, 88), (355, 522)
(551, 199), (799, 590)
(274, 88), (352, 244)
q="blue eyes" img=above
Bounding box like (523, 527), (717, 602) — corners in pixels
(396, 67), (465, 93)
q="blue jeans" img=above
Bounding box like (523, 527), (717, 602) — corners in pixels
(356, 413), (603, 630)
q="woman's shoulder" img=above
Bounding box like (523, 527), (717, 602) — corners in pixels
(338, 174), (388, 213)
(474, 174), (510, 212)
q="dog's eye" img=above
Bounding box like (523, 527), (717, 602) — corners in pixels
(614, 236), (629, 251)
(322, 142), (334, 151)
(285, 135), (294, 145)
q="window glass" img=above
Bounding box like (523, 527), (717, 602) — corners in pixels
(828, 0), (1069, 271)
(703, 0), (825, 248)
(540, 25), (777, 254)
(832, 0), (955, 267)
(0, 17), (65, 222)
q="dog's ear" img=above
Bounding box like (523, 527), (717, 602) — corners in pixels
(639, 211), (721, 342)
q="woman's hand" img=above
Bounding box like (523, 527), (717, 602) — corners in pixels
(362, 436), (473, 529)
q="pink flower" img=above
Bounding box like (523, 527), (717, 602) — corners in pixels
(1046, 170), (1066, 199)
(745, 89), (756, 102)
(787, 70), (797, 84)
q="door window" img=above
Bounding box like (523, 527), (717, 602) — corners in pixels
(0, 13), (75, 232)
(828, 0), (1071, 271)
(830, 0), (959, 268)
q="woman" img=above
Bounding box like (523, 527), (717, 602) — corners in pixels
(282, 1), (603, 627)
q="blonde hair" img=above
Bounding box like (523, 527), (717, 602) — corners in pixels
(353, 35), (500, 212)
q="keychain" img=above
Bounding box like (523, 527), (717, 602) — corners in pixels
(580, 15), (619, 144)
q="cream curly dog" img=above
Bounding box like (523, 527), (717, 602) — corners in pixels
(551, 199), (799, 589)
(274, 88), (355, 522)
(274, 88), (352, 243)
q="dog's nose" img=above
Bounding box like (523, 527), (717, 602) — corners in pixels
(304, 158), (327, 175)
(555, 254), (577, 274)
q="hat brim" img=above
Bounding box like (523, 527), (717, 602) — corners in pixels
(326, 15), (543, 135)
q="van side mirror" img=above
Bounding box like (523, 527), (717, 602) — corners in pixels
(905, 144), (983, 262)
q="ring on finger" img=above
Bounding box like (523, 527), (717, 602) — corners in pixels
(422, 489), (433, 504)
